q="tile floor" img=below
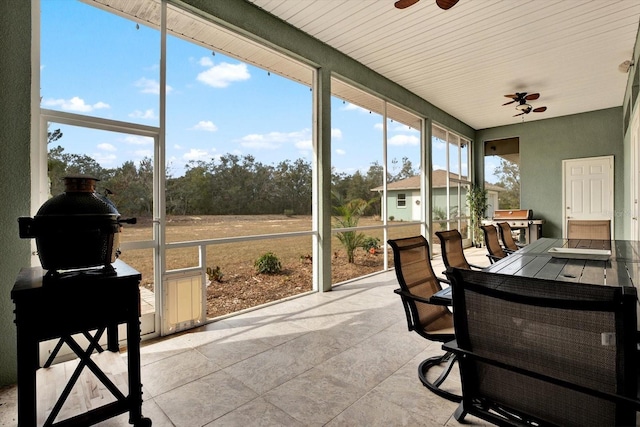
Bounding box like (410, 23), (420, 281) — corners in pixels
(0, 248), (491, 426)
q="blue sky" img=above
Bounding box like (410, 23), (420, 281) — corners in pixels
(40, 0), (464, 181)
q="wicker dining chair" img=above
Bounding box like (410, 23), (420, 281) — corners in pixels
(480, 225), (508, 264)
(388, 235), (461, 402)
(567, 219), (611, 240)
(444, 267), (639, 426)
(435, 229), (484, 270)
(497, 222), (521, 252)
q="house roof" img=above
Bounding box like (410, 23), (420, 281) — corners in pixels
(88, 0), (640, 131)
(370, 170), (505, 192)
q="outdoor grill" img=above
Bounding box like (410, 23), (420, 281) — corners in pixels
(483, 209), (544, 244)
(18, 175), (136, 274)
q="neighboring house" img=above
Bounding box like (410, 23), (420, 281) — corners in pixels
(371, 170), (504, 221)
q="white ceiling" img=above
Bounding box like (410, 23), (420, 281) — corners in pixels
(246, 0), (640, 130)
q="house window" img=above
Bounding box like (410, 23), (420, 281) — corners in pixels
(397, 193), (407, 208)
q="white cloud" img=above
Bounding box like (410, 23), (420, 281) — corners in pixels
(331, 128), (342, 139)
(433, 140), (447, 151)
(135, 77), (173, 95)
(97, 143), (116, 152)
(92, 152), (117, 165)
(295, 139), (312, 150)
(388, 134), (419, 146)
(174, 144), (184, 150)
(183, 148), (211, 161)
(123, 135), (153, 145)
(42, 96), (110, 112)
(342, 103), (368, 113)
(134, 149), (153, 158)
(374, 123), (383, 131)
(191, 120), (218, 132)
(335, 148), (346, 155)
(129, 109), (157, 120)
(198, 56), (214, 67)
(239, 129), (311, 150)
(197, 62), (250, 88)
(392, 123), (419, 133)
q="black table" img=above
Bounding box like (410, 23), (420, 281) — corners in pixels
(430, 238), (640, 305)
(11, 260), (151, 427)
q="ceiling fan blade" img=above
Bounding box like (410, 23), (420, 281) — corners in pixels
(513, 112), (525, 117)
(502, 100), (517, 106)
(533, 106), (547, 113)
(436, 0), (459, 9)
(504, 94), (519, 99)
(395, 0), (420, 9)
(525, 93), (540, 101)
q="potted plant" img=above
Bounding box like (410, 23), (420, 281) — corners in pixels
(467, 184), (489, 247)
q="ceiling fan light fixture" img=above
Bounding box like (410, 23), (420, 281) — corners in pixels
(515, 103), (531, 111)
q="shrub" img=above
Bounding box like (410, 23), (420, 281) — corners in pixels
(361, 236), (380, 252)
(206, 266), (224, 282)
(255, 252), (282, 274)
(389, 216), (395, 221)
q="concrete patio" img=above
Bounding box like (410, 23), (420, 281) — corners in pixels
(0, 247), (490, 426)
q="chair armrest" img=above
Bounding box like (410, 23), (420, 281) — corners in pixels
(437, 276), (451, 286)
(442, 339), (458, 353)
(394, 288), (433, 305)
(469, 263), (485, 270)
(504, 248), (516, 254)
(486, 254), (502, 264)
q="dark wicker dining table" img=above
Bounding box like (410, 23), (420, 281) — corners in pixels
(430, 237), (640, 313)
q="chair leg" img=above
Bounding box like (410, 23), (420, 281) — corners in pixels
(453, 401), (467, 421)
(418, 351), (461, 402)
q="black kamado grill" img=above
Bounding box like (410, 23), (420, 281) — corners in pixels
(19, 175), (136, 274)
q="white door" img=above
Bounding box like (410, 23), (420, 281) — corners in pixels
(562, 156), (614, 238)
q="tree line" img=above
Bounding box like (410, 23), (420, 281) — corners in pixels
(48, 140), (417, 217)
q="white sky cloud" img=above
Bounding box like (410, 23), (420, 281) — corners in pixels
(129, 109), (157, 120)
(198, 56), (214, 67)
(388, 134), (419, 146)
(97, 143), (116, 151)
(197, 62), (250, 88)
(134, 149), (153, 158)
(42, 96), (110, 112)
(191, 120), (218, 132)
(335, 148), (346, 155)
(331, 128), (342, 139)
(342, 103), (368, 113)
(123, 135), (153, 145)
(183, 148), (211, 161)
(135, 77), (173, 95)
(239, 129), (310, 150)
(295, 139), (312, 150)
(92, 152), (117, 165)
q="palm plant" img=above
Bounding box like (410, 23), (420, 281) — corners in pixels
(332, 197), (372, 263)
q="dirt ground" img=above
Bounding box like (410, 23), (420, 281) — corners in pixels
(205, 248), (384, 317)
(124, 215), (390, 318)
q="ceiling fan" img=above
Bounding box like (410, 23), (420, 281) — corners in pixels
(503, 92), (547, 117)
(394, 0), (459, 10)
